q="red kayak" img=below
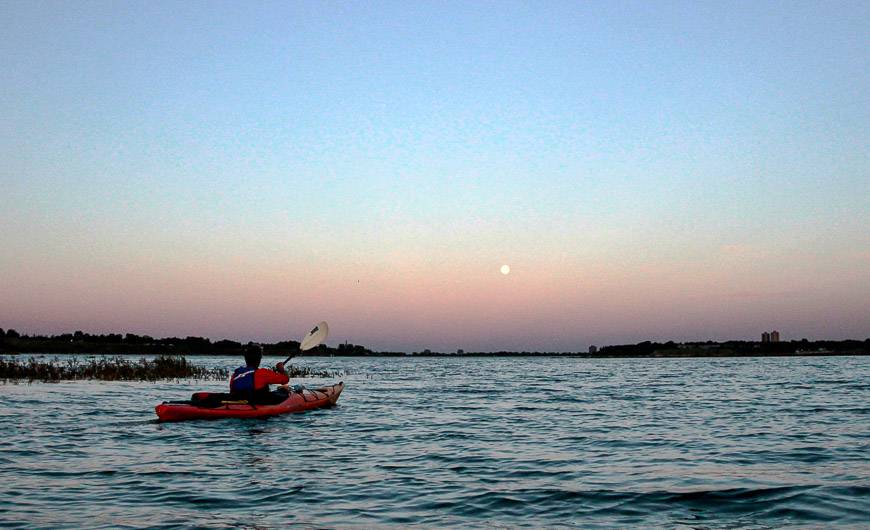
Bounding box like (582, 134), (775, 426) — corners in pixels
(155, 382), (344, 422)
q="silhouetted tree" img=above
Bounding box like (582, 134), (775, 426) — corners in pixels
(182, 336), (211, 353)
(214, 339), (242, 350)
(6, 329), (19, 339)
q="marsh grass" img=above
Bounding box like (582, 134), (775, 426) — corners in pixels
(0, 355), (227, 382)
(288, 365), (345, 378)
(0, 355), (343, 383)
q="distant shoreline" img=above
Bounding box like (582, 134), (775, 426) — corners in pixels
(0, 350), (870, 359)
(1, 329), (867, 358)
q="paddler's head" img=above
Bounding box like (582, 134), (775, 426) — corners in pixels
(244, 343), (263, 368)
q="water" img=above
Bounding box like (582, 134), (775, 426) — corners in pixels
(1, 355), (868, 528)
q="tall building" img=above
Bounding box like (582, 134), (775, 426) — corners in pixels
(771, 331), (780, 343)
(762, 332), (771, 343)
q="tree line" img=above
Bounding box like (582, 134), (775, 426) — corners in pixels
(0, 328), (315, 356)
(1, 327), (868, 357)
(595, 339), (870, 357)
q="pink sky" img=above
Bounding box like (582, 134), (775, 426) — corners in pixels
(3, 242), (868, 352)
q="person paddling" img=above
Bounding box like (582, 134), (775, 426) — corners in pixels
(230, 343), (289, 402)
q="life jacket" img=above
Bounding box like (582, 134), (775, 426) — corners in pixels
(230, 365), (256, 393)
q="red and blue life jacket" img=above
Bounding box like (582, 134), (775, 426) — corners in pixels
(230, 365), (256, 393)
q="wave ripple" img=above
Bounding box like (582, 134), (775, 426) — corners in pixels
(1, 355), (868, 528)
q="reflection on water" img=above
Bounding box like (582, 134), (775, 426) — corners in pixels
(1, 355), (868, 528)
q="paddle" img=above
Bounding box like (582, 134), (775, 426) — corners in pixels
(282, 321), (329, 365)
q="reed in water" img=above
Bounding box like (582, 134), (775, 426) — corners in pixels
(0, 355), (339, 382)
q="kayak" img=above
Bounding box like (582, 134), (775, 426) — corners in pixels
(155, 382), (344, 422)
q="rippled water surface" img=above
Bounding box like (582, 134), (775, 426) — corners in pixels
(2, 355), (869, 528)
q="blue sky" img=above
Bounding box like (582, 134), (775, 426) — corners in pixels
(1, 1), (868, 350)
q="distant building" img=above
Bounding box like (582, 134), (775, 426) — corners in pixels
(771, 331), (780, 342)
(762, 332), (771, 343)
(589, 345), (598, 354)
(456, 349), (464, 355)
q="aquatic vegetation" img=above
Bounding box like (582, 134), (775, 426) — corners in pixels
(283, 363), (343, 379)
(0, 356), (342, 383)
(0, 355), (229, 382)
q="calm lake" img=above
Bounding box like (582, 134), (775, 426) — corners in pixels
(1, 355), (868, 528)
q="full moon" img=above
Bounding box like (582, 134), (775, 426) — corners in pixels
(500, 264), (511, 275)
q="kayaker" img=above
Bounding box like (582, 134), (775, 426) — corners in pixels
(230, 343), (289, 402)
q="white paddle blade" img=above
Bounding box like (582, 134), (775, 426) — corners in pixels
(300, 321), (329, 351)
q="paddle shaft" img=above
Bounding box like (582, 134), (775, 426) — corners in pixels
(281, 346), (310, 365)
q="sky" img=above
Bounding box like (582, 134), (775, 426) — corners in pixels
(1, 1), (868, 352)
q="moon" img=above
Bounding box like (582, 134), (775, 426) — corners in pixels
(500, 264), (511, 275)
